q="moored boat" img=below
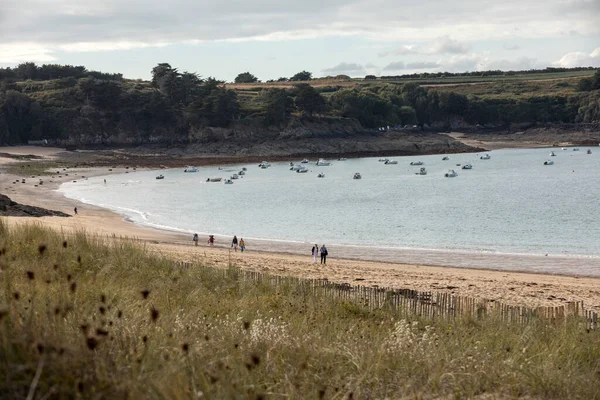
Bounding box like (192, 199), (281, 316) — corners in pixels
(258, 161), (271, 168)
(444, 169), (458, 178)
(442, 156), (449, 161)
(353, 173), (362, 179)
(224, 179), (234, 184)
(462, 164), (473, 170)
(184, 167), (198, 173)
(480, 154), (491, 160)
(415, 167), (427, 175)
(384, 160), (398, 165)
(378, 158), (389, 162)
(296, 166), (309, 173)
(587, 149), (592, 154)
(550, 151), (556, 157)
(231, 174), (239, 179)
(544, 160), (554, 165)
(206, 177), (222, 182)
(410, 161), (424, 166)
(316, 159), (331, 166)
(317, 173), (325, 178)
(301, 159), (309, 164)
(337, 157), (347, 161)
(156, 174), (164, 180)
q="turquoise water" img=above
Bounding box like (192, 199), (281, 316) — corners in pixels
(59, 147), (600, 274)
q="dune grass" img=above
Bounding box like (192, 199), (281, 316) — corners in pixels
(1, 219), (600, 399)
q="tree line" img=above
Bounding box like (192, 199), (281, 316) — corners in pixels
(0, 63), (598, 145)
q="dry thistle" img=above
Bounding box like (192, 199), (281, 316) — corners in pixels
(38, 244), (47, 255)
(62, 241), (68, 248)
(70, 282), (77, 293)
(26, 271), (35, 280)
(150, 307), (159, 322)
(12, 291), (20, 300)
(96, 328), (109, 336)
(86, 337), (98, 350)
(99, 307), (106, 315)
(182, 343), (189, 353)
(243, 321), (250, 330)
(100, 294), (106, 303)
(141, 290), (150, 299)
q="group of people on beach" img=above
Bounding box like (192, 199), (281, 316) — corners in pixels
(192, 233), (329, 264)
(192, 233), (245, 252)
(312, 244), (328, 264)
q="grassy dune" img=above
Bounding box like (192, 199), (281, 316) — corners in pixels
(1, 220), (600, 399)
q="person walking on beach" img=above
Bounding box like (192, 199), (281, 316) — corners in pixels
(239, 238), (246, 252)
(73, 207), (78, 215)
(311, 244), (319, 264)
(208, 235), (215, 247)
(232, 235), (238, 252)
(320, 244), (328, 264)
(192, 233), (199, 246)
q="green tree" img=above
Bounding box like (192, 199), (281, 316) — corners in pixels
(293, 83), (326, 117)
(364, 75), (377, 80)
(290, 71), (312, 81)
(263, 89), (295, 125)
(234, 72), (259, 84)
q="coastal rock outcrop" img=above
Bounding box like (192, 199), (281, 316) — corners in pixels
(0, 194), (71, 217)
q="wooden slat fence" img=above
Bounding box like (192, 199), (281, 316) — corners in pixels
(178, 262), (599, 329)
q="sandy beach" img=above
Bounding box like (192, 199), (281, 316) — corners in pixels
(2, 145), (600, 312)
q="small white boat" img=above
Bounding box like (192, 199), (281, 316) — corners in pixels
(238, 170), (245, 175)
(316, 159), (331, 166)
(562, 147), (567, 150)
(462, 164), (473, 170)
(444, 169), (458, 178)
(231, 174), (239, 179)
(480, 154), (491, 160)
(207, 177), (222, 182)
(156, 174), (164, 180)
(415, 167), (427, 175)
(544, 160), (554, 165)
(587, 149), (592, 154)
(442, 156), (449, 161)
(410, 161), (424, 166)
(378, 158), (389, 162)
(258, 161), (271, 168)
(550, 151), (556, 157)
(353, 173), (362, 180)
(184, 167), (198, 173)
(290, 165), (303, 171)
(384, 160), (398, 165)
(224, 179), (234, 184)
(301, 159), (309, 164)
(573, 148), (580, 152)
(317, 173), (325, 178)
(296, 167), (309, 173)
(242, 167), (247, 171)
(337, 157), (347, 161)
(289, 162), (294, 167)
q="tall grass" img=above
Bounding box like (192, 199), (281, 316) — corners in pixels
(1, 220), (600, 399)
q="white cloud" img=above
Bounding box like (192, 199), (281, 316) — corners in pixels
(322, 62), (366, 76)
(0, 43), (57, 63)
(0, 0), (597, 56)
(503, 43), (521, 50)
(406, 61), (439, 69)
(383, 61), (405, 71)
(553, 47), (600, 68)
(430, 36), (471, 54)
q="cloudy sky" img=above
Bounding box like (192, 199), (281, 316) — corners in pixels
(0, 0), (599, 81)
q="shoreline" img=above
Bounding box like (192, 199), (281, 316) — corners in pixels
(3, 145), (600, 311)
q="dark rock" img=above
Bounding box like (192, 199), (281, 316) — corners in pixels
(0, 194), (71, 217)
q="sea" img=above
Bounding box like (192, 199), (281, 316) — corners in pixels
(58, 147), (600, 276)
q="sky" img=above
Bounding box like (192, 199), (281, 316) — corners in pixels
(0, 0), (599, 81)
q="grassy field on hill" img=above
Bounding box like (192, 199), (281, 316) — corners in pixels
(1, 220), (600, 399)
